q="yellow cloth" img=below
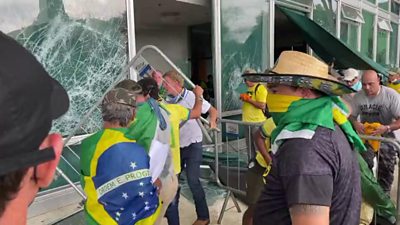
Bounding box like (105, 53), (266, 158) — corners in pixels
(266, 93), (302, 113)
(388, 82), (400, 94)
(256, 118), (276, 168)
(360, 200), (374, 225)
(363, 122), (382, 152)
(242, 83), (268, 122)
(162, 103), (190, 174)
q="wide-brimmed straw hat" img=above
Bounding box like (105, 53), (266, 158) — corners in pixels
(242, 51), (355, 96)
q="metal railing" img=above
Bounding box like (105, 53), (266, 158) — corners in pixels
(41, 45), (218, 223)
(359, 135), (400, 225)
(209, 119), (400, 225)
(211, 118), (264, 224)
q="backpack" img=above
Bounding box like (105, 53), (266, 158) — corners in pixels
(254, 84), (271, 118)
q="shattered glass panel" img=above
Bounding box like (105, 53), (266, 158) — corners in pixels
(221, 0), (269, 111)
(0, 0), (128, 136)
(313, 0), (337, 35)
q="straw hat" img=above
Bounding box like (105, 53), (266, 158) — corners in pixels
(242, 51), (355, 96)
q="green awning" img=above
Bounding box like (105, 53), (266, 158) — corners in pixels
(278, 6), (388, 76)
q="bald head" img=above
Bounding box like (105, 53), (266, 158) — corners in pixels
(362, 70), (381, 96)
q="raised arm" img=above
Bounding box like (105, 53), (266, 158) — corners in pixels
(189, 85), (204, 119)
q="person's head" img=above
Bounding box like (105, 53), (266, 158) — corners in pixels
(342, 68), (360, 86)
(137, 78), (159, 100)
(115, 79), (142, 94)
(242, 51), (353, 123)
(101, 88), (137, 128)
(362, 70), (381, 96)
(115, 79), (145, 103)
(388, 69), (400, 83)
(243, 68), (257, 87)
(0, 32), (69, 220)
(163, 71), (184, 96)
(266, 84), (322, 99)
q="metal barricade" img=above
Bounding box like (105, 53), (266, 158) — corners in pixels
(358, 135), (400, 225)
(53, 45), (216, 195)
(210, 124), (400, 224)
(212, 118), (264, 224)
(38, 45), (217, 224)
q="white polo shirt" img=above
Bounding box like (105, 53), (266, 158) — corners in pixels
(175, 89), (211, 148)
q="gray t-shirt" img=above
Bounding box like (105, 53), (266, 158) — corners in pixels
(351, 86), (400, 137)
(254, 126), (361, 225)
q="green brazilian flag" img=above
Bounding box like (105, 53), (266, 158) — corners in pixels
(270, 96), (396, 223)
(125, 102), (158, 152)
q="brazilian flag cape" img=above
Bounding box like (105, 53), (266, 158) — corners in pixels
(125, 99), (169, 152)
(270, 96), (396, 223)
(80, 128), (161, 225)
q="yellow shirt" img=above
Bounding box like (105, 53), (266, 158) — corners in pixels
(256, 118), (276, 168)
(162, 103), (190, 174)
(388, 82), (400, 94)
(242, 83), (268, 122)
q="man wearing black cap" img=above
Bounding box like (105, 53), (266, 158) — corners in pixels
(0, 32), (70, 225)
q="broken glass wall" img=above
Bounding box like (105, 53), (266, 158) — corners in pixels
(313, 0), (337, 35)
(0, 0), (128, 189)
(220, 0), (269, 111)
(0, 0), (128, 137)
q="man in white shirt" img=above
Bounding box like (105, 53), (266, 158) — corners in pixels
(163, 71), (218, 225)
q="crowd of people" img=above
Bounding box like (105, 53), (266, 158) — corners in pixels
(0, 30), (400, 225)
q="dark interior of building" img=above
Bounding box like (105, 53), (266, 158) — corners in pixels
(274, 7), (307, 60)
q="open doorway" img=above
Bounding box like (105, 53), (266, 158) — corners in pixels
(134, 0), (212, 86)
(274, 6), (307, 60)
(189, 23), (213, 101)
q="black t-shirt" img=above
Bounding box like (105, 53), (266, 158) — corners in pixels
(254, 126), (361, 225)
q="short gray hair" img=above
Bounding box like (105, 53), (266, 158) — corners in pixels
(101, 102), (135, 127)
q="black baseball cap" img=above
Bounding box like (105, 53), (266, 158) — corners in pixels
(0, 32), (70, 176)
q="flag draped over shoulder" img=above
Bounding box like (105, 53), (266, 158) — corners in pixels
(125, 102), (158, 152)
(125, 99), (169, 152)
(270, 96), (396, 223)
(80, 128), (161, 225)
(270, 96), (365, 154)
(125, 99), (171, 182)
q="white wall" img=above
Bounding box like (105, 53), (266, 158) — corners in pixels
(135, 26), (191, 77)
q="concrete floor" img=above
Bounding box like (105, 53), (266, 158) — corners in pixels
(28, 194), (246, 225)
(28, 131), (400, 225)
(159, 194), (245, 225)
